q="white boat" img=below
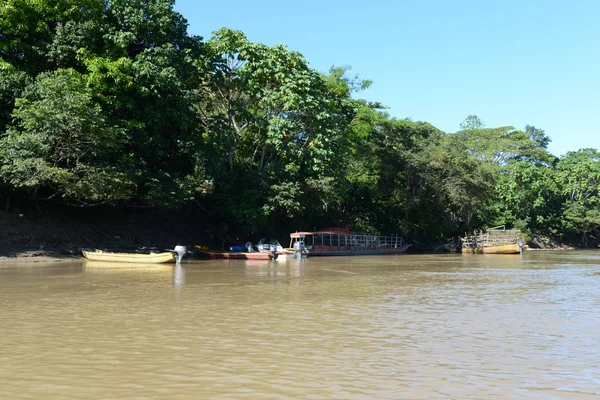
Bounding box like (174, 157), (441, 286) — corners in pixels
(257, 238), (308, 259)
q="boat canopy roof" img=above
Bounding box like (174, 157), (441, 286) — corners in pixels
(291, 229), (364, 237)
(290, 232), (311, 238)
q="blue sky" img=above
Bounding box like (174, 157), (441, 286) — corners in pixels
(174, 0), (599, 156)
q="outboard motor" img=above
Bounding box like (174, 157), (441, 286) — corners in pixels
(270, 244), (278, 260)
(293, 241), (306, 259)
(173, 245), (187, 263)
(518, 242), (526, 256)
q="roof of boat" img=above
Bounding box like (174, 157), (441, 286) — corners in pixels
(291, 230), (353, 237)
(290, 231), (312, 237)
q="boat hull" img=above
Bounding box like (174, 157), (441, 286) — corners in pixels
(289, 229), (409, 258)
(308, 244), (411, 257)
(198, 251), (273, 260)
(83, 261), (174, 270)
(462, 244), (526, 254)
(81, 250), (176, 263)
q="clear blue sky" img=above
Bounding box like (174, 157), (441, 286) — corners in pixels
(174, 0), (599, 156)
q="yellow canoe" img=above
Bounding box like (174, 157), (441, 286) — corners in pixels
(462, 244), (527, 254)
(81, 249), (176, 263)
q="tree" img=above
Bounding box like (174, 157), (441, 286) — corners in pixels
(525, 124), (551, 150)
(0, 0), (106, 74)
(1, 0), (208, 208)
(493, 160), (561, 232)
(453, 115), (552, 165)
(197, 28), (357, 232)
(459, 114), (485, 130)
(555, 149), (600, 244)
(0, 69), (134, 204)
(80, 0), (206, 207)
(338, 107), (467, 239)
(0, 61), (30, 133)
(434, 133), (496, 230)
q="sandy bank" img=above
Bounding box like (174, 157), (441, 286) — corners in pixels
(0, 250), (83, 264)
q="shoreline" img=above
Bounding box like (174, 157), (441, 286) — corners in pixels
(0, 251), (83, 265)
(0, 210), (590, 266)
(0, 246), (585, 265)
(525, 247), (576, 251)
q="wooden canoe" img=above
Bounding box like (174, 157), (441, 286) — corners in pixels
(81, 249), (176, 263)
(462, 244), (526, 254)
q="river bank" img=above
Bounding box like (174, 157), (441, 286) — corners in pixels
(0, 208), (585, 264)
(0, 251), (81, 264)
(0, 207), (207, 264)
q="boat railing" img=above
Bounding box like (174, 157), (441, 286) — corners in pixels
(462, 229), (522, 249)
(314, 233), (404, 250)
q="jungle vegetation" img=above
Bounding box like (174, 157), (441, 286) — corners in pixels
(1, 0), (598, 246)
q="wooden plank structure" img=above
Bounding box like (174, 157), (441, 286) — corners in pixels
(462, 226), (525, 254)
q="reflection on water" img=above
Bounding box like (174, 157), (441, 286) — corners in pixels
(172, 263), (185, 287)
(83, 260), (174, 271)
(1, 252), (600, 399)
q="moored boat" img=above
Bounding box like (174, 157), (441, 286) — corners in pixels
(462, 243), (526, 254)
(461, 226), (527, 254)
(289, 228), (410, 257)
(81, 249), (176, 263)
(256, 239), (307, 258)
(195, 246), (274, 260)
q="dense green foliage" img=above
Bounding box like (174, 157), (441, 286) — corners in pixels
(1, 0), (598, 246)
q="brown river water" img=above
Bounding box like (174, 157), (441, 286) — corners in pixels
(1, 251), (600, 399)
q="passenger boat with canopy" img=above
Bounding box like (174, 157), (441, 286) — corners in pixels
(288, 228), (410, 257)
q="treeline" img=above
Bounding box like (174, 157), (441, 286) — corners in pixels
(1, 0), (599, 245)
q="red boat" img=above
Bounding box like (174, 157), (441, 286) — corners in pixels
(195, 246), (274, 260)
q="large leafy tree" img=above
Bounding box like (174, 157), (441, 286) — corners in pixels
(433, 132), (496, 231)
(0, 61), (30, 133)
(339, 107), (458, 239)
(369, 119), (445, 238)
(197, 28), (357, 232)
(493, 160), (561, 233)
(0, 69), (133, 203)
(1, 0), (207, 208)
(80, 0), (206, 207)
(454, 115), (552, 165)
(555, 149), (600, 243)
(450, 116), (556, 232)
(0, 0), (106, 74)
